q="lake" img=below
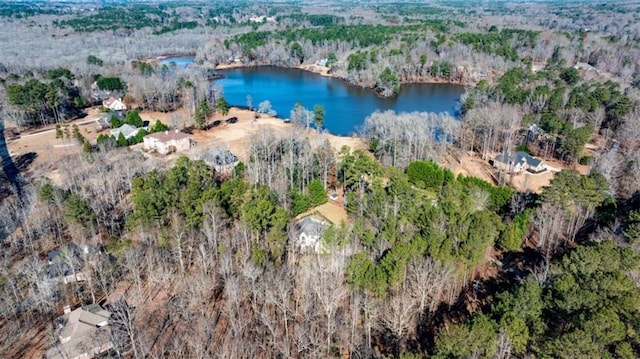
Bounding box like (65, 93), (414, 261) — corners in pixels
(160, 55), (196, 69)
(160, 56), (465, 136)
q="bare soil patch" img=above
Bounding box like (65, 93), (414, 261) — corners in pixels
(6, 115), (99, 174)
(444, 152), (496, 184)
(190, 107), (366, 161)
(298, 200), (349, 226)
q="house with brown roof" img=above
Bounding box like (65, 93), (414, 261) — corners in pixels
(143, 130), (191, 155)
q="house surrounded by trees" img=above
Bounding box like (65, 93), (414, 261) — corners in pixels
(46, 304), (113, 359)
(102, 97), (127, 111)
(493, 151), (546, 174)
(297, 216), (329, 253)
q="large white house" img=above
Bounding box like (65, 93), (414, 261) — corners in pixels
(493, 152), (546, 174)
(102, 97), (127, 111)
(143, 130), (191, 155)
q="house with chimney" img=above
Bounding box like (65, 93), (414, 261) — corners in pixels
(143, 130), (191, 155)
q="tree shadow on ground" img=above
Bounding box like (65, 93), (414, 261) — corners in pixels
(0, 117), (38, 241)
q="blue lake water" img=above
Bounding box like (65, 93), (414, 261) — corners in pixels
(160, 56), (465, 136)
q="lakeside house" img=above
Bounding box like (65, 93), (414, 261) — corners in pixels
(296, 217), (329, 253)
(110, 124), (142, 140)
(493, 151), (546, 174)
(102, 97), (127, 111)
(143, 130), (191, 155)
(46, 304), (113, 359)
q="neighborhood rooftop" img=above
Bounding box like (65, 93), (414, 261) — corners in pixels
(298, 217), (328, 236)
(494, 151), (542, 167)
(145, 130), (190, 142)
(110, 124), (141, 139)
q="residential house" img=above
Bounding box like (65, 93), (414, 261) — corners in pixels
(46, 304), (113, 359)
(296, 217), (329, 253)
(46, 243), (92, 285)
(248, 15), (276, 23)
(200, 148), (239, 174)
(102, 97), (127, 111)
(95, 111), (125, 131)
(110, 124), (142, 140)
(143, 130), (191, 155)
(493, 151), (546, 174)
(94, 117), (111, 131)
(91, 81), (122, 103)
(315, 58), (328, 67)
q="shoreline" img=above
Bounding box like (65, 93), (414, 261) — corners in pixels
(156, 55), (473, 92)
(213, 61), (470, 99)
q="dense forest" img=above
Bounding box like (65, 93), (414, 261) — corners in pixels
(1, 1), (640, 358)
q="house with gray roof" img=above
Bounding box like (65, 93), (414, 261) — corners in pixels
(200, 148), (239, 175)
(46, 304), (113, 359)
(296, 217), (330, 253)
(493, 151), (546, 174)
(45, 243), (94, 284)
(110, 124), (141, 140)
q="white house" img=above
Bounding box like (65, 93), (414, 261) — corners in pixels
(297, 217), (329, 253)
(110, 124), (141, 140)
(46, 304), (113, 359)
(103, 97), (127, 111)
(493, 152), (546, 174)
(143, 130), (191, 155)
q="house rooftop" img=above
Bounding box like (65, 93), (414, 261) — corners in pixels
(48, 305), (112, 359)
(297, 217), (328, 237)
(201, 148), (238, 166)
(110, 124), (140, 138)
(103, 97), (118, 106)
(494, 151), (542, 167)
(574, 62), (596, 71)
(145, 130), (190, 143)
